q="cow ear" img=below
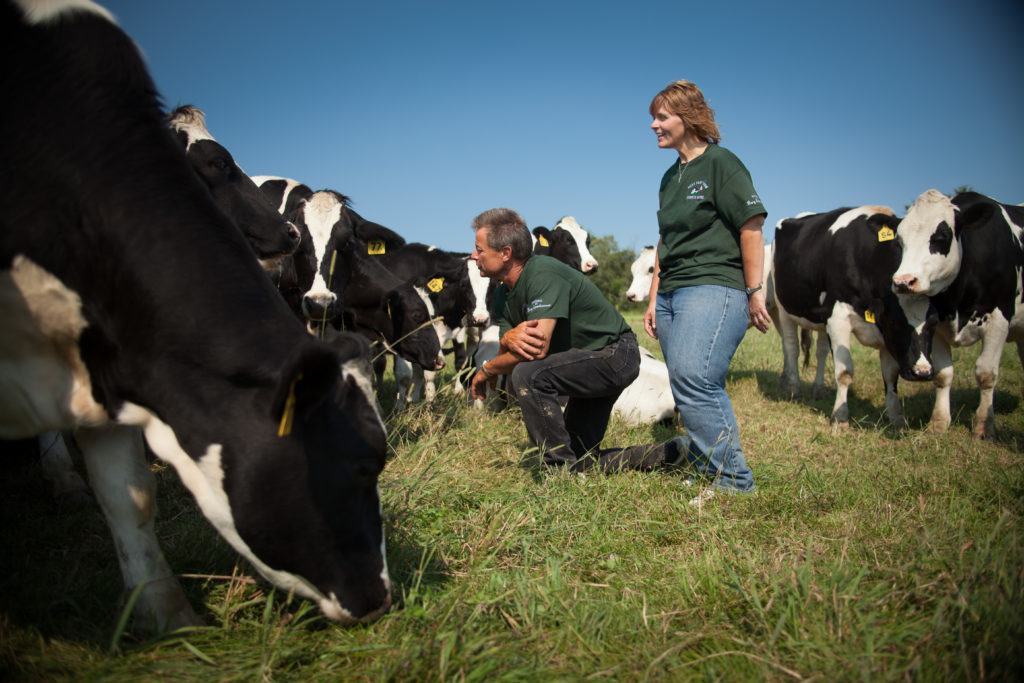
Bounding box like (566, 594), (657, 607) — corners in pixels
(271, 342), (339, 432)
(533, 226), (550, 238)
(283, 198), (307, 224)
(956, 202), (994, 235)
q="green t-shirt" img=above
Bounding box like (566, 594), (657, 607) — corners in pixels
(495, 255), (630, 353)
(656, 143), (766, 293)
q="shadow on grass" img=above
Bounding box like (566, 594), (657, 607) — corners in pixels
(739, 367), (1023, 449)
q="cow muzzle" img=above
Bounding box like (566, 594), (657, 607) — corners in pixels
(892, 274), (920, 295)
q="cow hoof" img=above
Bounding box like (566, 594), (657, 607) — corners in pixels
(830, 421), (850, 435)
(927, 419), (949, 434)
(811, 386), (827, 401)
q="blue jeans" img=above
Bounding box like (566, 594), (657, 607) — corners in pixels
(509, 331), (640, 469)
(656, 286), (756, 493)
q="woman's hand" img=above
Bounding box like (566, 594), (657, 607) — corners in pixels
(748, 290), (771, 333)
(643, 300), (658, 339)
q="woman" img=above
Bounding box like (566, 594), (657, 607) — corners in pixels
(644, 79), (769, 501)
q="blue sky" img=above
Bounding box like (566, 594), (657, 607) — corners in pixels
(104, 0), (1023, 254)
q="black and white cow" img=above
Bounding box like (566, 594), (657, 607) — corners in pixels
(251, 175), (314, 217)
(167, 106), (300, 275)
(375, 244), (477, 405)
(532, 216), (599, 273)
(773, 206), (938, 429)
(893, 189), (1024, 438)
(1, 0), (390, 632)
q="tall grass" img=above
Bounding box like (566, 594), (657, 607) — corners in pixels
(1, 320), (1022, 681)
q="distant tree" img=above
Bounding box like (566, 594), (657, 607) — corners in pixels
(587, 234), (636, 308)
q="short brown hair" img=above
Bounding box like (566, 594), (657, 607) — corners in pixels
(649, 80), (721, 144)
(472, 208), (533, 261)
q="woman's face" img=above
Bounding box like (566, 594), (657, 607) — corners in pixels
(650, 106), (686, 150)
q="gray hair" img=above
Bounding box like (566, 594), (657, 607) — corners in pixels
(472, 208), (533, 261)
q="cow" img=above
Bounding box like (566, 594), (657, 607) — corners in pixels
(892, 189), (1024, 438)
(610, 348), (676, 425)
(167, 106), (300, 276)
(772, 206), (938, 430)
(375, 244), (478, 406)
(532, 216), (599, 274)
(625, 245), (657, 303)
(251, 175), (314, 217)
(1, 0), (390, 632)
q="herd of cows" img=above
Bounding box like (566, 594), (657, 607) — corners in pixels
(1, 0), (1021, 635)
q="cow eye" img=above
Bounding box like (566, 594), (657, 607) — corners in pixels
(647, 266), (654, 274)
(209, 157), (231, 172)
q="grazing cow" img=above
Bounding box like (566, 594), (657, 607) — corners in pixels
(773, 206), (937, 429)
(167, 107), (300, 275)
(1, 0), (390, 632)
(532, 216), (599, 273)
(893, 189), (1024, 438)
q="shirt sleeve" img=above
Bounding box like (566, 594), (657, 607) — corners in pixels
(520, 274), (571, 322)
(716, 164), (766, 231)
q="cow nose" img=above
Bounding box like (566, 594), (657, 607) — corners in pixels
(892, 274), (918, 294)
(582, 261), (599, 274)
(472, 313), (490, 326)
(434, 353), (445, 370)
(302, 292), (337, 319)
(912, 361), (933, 380)
(625, 292), (637, 302)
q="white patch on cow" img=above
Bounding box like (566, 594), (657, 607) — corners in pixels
(817, 291), (827, 306)
(413, 285), (447, 368)
(302, 192), (345, 298)
(625, 246), (656, 302)
(827, 206), (894, 235)
(14, 0), (115, 25)
(612, 349), (675, 425)
(467, 264), (491, 325)
(167, 106), (214, 149)
(119, 402), (360, 621)
(1, 256), (109, 438)
(251, 175), (303, 214)
(554, 216), (598, 273)
(894, 190), (960, 295)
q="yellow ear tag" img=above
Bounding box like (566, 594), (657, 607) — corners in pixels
(427, 277), (444, 293)
(386, 301), (392, 319)
(367, 239), (386, 255)
(538, 235), (549, 247)
(864, 310), (876, 324)
(877, 226), (895, 242)
(277, 373), (302, 437)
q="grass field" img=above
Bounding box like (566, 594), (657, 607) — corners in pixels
(2, 317), (1022, 681)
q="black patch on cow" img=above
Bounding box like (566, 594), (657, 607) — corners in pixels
(928, 222), (953, 256)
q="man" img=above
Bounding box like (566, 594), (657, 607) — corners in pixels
(468, 208), (643, 470)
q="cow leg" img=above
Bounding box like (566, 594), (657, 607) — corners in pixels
(78, 424), (200, 634)
(827, 315), (855, 429)
(451, 334), (468, 396)
(776, 310), (802, 397)
(811, 330), (830, 399)
(928, 336), (954, 433)
(420, 367), (436, 403)
(392, 356), (413, 409)
(38, 430), (90, 502)
(972, 320), (1008, 439)
(879, 349), (907, 430)
(1017, 341), (1024, 399)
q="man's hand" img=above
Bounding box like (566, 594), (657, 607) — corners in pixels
(502, 319), (549, 360)
(470, 367), (496, 400)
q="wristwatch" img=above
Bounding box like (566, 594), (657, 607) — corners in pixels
(481, 361), (496, 378)
(745, 285), (762, 296)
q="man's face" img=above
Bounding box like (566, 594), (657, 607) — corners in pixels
(471, 227), (507, 279)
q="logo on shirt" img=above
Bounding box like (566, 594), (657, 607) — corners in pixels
(525, 298), (552, 315)
(746, 193), (763, 207)
(686, 180), (709, 200)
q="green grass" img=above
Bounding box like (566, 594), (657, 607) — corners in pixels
(2, 320), (1022, 681)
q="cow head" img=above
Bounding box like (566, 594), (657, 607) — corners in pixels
(287, 190), (356, 327)
(384, 281), (446, 370)
(466, 260), (492, 326)
(868, 293), (939, 381)
(892, 189), (994, 296)
(161, 333), (392, 624)
(167, 106), (301, 273)
(626, 246), (656, 302)
(553, 216), (599, 273)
